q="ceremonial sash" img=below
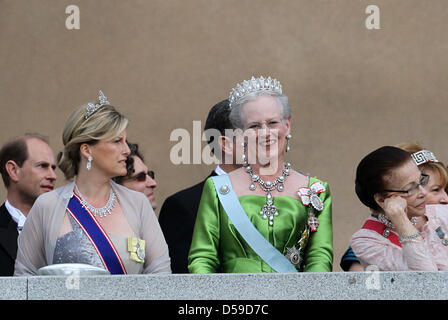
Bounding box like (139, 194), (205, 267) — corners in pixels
(362, 219), (402, 248)
(211, 175), (298, 273)
(67, 192), (127, 274)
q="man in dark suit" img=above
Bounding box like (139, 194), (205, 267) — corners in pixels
(0, 134), (57, 276)
(159, 99), (241, 273)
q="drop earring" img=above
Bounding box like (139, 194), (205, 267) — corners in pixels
(86, 155), (92, 171)
(286, 134), (292, 152)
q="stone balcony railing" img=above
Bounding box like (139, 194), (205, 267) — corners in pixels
(1, 271), (447, 300)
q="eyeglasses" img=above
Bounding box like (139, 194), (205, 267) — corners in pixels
(382, 173), (429, 197)
(126, 170), (155, 182)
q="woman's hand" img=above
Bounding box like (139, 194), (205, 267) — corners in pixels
(383, 195), (407, 220)
(382, 195), (421, 240)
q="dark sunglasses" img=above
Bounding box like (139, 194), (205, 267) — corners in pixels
(126, 170), (155, 182)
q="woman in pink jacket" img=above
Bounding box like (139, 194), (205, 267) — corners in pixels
(350, 146), (448, 271)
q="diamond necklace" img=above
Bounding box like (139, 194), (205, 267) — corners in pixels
(374, 212), (418, 237)
(244, 162), (291, 226)
(376, 212), (418, 228)
(74, 183), (116, 218)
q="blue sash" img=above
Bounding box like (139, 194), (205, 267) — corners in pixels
(211, 175), (297, 273)
(67, 193), (127, 274)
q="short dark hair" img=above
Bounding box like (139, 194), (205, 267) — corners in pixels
(355, 146), (412, 211)
(112, 141), (144, 184)
(0, 133), (49, 187)
(204, 99), (233, 155)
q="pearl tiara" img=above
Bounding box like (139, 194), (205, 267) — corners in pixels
(85, 90), (110, 119)
(228, 76), (282, 108)
(412, 150), (439, 166)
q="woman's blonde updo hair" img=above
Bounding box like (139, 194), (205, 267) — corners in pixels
(57, 102), (129, 180)
(396, 141), (448, 188)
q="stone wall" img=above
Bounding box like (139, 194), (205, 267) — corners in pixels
(1, 272), (446, 300)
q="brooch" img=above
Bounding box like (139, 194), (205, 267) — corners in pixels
(285, 246), (302, 266)
(285, 227), (310, 268)
(435, 226), (448, 246)
(297, 182), (326, 232)
(128, 237), (146, 263)
(284, 182), (326, 269)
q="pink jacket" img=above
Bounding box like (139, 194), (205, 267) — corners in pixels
(350, 204), (448, 271)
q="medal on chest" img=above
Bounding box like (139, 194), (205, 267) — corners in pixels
(435, 226), (448, 246)
(297, 182), (326, 232)
(128, 237), (146, 263)
(284, 181), (326, 268)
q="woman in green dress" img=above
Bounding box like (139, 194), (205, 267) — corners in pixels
(188, 76), (333, 273)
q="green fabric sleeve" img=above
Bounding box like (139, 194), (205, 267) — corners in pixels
(303, 179), (334, 272)
(188, 178), (221, 273)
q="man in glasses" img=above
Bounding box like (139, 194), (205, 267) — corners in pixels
(113, 142), (158, 211)
(159, 99), (241, 273)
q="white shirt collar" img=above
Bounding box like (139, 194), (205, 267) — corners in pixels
(215, 165), (227, 176)
(5, 200), (27, 233)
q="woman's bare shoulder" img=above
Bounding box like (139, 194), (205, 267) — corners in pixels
(288, 169), (310, 189)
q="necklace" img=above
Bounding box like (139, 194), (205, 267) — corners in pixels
(375, 213), (418, 237)
(74, 184), (116, 218)
(244, 162), (291, 226)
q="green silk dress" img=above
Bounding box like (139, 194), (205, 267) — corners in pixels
(188, 176), (333, 273)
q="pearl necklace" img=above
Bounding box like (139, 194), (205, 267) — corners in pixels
(75, 184), (116, 218)
(244, 162), (291, 226)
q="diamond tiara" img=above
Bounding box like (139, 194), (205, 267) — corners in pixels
(228, 76), (282, 108)
(411, 150), (439, 166)
(85, 90), (110, 119)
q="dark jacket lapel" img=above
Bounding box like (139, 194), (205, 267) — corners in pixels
(0, 203), (19, 260)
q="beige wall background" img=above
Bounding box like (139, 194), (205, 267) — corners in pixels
(1, 0), (447, 271)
